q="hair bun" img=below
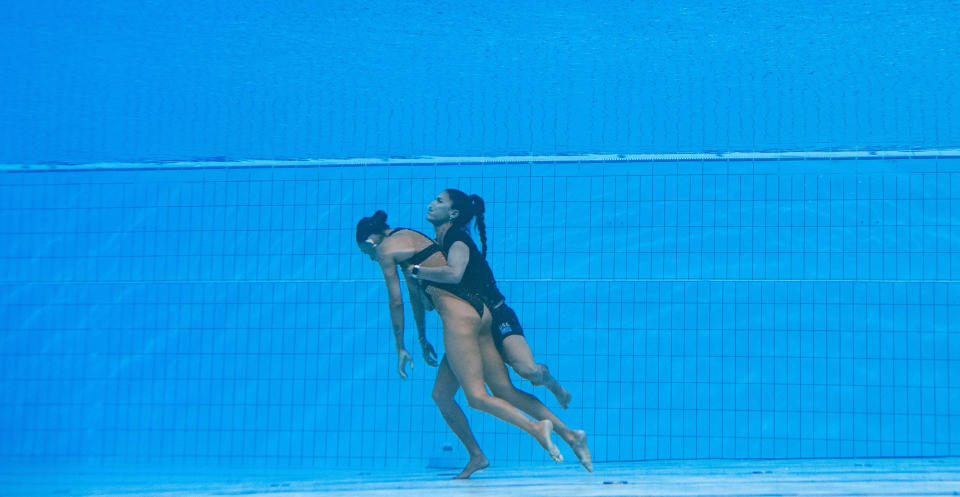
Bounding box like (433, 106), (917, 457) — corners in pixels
(373, 210), (388, 222)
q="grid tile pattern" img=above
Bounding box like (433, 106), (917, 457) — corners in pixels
(1, 157), (958, 467)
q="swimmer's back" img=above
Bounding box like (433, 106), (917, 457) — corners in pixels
(381, 228), (447, 271)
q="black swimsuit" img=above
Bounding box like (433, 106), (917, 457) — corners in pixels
(388, 228), (486, 317)
(405, 241), (440, 265)
(440, 227), (524, 352)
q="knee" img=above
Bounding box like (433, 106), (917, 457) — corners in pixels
(516, 363), (549, 385)
(464, 391), (491, 410)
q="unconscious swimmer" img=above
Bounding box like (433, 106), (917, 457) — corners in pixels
(355, 210), (592, 478)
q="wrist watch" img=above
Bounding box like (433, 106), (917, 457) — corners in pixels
(411, 265), (420, 277)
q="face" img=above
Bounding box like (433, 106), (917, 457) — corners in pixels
(358, 233), (384, 261)
(426, 191), (458, 225)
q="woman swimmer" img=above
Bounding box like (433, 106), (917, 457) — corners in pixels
(420, 189), (572, 406)
(355, 211), (565, 475)
(413, 190), (592, 477)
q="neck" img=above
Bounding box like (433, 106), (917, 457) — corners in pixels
(433, 222), (453, 244)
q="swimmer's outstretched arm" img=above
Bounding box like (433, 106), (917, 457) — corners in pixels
(414, 241), (469, 284)
(403, 272), (438, 367)
(378, 256), (414, 379)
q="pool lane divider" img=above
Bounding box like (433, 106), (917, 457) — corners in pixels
(3, 148), (960, 173)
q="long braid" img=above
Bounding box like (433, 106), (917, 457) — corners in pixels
(445, 189), (490, 258)
(469, 195), (488, 258)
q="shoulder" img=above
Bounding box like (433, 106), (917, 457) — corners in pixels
(376, 233), (407, 262)
(382, 228), (419, 247)
(443, 228), (471, 246)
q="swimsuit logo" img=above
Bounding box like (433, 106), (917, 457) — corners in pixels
(499, 322), (512, 334)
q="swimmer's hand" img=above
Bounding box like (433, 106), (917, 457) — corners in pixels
(398, 349), (413, 379)
(419, 339), (438, 367)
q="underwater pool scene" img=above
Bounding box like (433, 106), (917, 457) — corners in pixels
(1, 1), (959, 496)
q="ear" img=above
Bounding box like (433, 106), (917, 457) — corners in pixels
(449, 209), (460, 220)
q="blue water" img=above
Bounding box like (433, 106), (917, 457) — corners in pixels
(2, 156), (959, 469)
(0, 0), (959, 474)
(1, 2), (958, 163)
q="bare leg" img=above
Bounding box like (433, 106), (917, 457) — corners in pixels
(482, 336), (593, 472)
(434, 294), (562, 463)
(502, 335), (572, 409)
(431, 356), (488, 479)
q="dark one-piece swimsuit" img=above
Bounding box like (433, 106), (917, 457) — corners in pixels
(388, 228), (486, 317)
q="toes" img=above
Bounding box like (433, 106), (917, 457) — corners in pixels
(549, 446), (563, 463)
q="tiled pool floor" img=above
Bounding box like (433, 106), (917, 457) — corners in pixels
(3, 457), (958, 496)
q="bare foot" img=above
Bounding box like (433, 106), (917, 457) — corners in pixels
(534, 420), (563, 463)
(568, 430), (593, 472)
(453, 455), (489, 479)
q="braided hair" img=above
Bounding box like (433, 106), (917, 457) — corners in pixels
(444, 189), (488, 258)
